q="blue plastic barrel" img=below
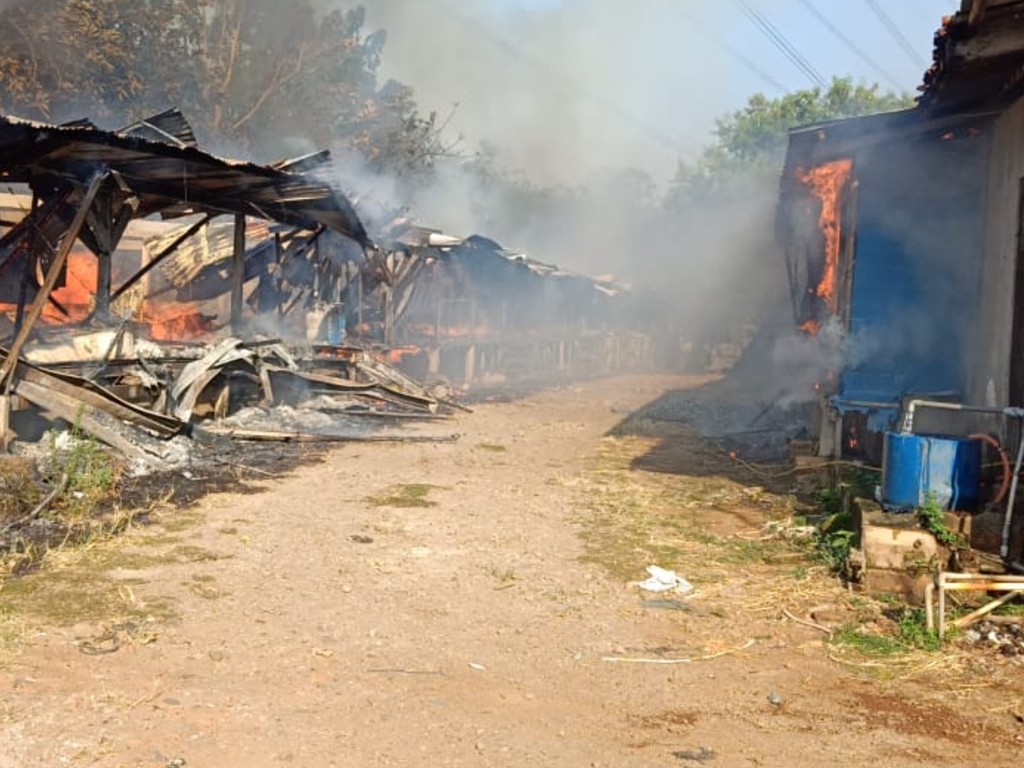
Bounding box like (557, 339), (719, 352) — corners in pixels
(881, 432), (981, 512)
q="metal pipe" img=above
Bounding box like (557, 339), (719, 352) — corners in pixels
(900, 398), (1015, 434)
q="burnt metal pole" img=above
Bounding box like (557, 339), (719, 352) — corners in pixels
(231, 214), (246, 335)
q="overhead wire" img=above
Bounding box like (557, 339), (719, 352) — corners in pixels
(736, 0), (827, 88)
(433, 0), (692, 157)
(795, 0), (905, 92)
(677, 9), (788, 94)
(862, 0), (928, 69)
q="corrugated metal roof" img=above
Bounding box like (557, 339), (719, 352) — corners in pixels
(0, 110), (369, 246)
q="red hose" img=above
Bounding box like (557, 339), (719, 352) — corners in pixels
(968, 433), (1011, 505)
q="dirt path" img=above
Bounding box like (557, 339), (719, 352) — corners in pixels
(1, 375), (1023, 767)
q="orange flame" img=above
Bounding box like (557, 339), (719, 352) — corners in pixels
(1, 250), (214, 341)
(796, 158), (853, 323)
(139, 302), (214, 341)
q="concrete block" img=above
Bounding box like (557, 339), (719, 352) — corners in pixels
(861, 523), (942, 572)
(862, 569), (933, 604)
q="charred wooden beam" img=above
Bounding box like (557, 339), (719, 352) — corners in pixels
(0, 347), (182, 438)
(110, 213), (213, 303)
(969, 0), (991, 26)
(0, 173), (106, 390)
(199, 426), (458, 444)
(231, 214), (246, 334)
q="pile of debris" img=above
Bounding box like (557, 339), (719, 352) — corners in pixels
(963, 619), (1024, 658)
(2, 332), (460, 473)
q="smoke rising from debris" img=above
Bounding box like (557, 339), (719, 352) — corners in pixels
(314, 2), (788, 345)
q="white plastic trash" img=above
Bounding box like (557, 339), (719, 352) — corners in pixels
(637, 565), (694, 595)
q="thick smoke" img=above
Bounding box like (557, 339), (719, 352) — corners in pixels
(312, 0), (802, 367)
(357, 0), (722, 184)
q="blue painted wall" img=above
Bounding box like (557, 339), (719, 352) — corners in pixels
(839, 139), (984, 406)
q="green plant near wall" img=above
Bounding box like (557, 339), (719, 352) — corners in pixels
(918, 492), (962, 549)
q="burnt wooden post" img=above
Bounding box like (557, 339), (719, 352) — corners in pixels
(383, 286), (393, 345)
(0, 174), (106, 448)
(80, 178), (134, 320)
(231, 214), (246, 335)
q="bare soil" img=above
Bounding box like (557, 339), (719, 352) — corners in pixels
(1, 374), (1023, 767)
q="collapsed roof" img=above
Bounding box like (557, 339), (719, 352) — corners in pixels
(0, 108), (369, 246)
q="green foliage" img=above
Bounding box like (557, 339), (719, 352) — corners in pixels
(45, 424), (118, 518)
(0, 0), (449, 169)
(834, 607), (941, 657)
(918, 492), (962, 549)
(817, 524), (855, 573)
(666, 77), (914, 209)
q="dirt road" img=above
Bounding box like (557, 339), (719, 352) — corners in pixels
(1, 375), (1022, 767)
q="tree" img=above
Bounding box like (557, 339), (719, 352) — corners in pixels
(667, 77), (914, 207)
(0, 0), (447, 168)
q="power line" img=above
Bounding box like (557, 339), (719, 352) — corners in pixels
(679, 9), (788, 94)
(863, 0), (928, 69)
(796, 0), (905, 91)
(736, 0), (827, 88)
(435, 0), (693, 157)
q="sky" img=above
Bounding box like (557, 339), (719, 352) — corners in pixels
(362, 0), (961, 185)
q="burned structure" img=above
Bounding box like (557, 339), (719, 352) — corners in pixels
(0, 108), (648, 462)
(778, 0), (1024, 579)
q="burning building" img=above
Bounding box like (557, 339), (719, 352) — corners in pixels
(777, 0), (1024, 574)
(779, 0), (1024, 457)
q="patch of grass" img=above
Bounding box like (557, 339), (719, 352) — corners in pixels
(919, 492), (962, 549)
(170, 545), (230, 563)
(0, 458), (41, 521)
(486, 564), (517, 585)
(476, 443), (507, 453)
(0, 562), (178, 628)
(577, 437), (814, 581)
(42, 426), (120, 520)
(159, 509), (206, 533)
(832, 607), (941, 657)
(367, 483), (441, 509)
(816, 516), (856, 573)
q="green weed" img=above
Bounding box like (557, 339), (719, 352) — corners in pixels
(918, 492), (962, 549)
(367, 483), (441, 508)
(476, 443), (507, 453)
(833, 607), (941, 657)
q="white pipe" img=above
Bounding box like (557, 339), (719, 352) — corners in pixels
(900, 400), (1024, 561)
(1003, 434), (1024, 559)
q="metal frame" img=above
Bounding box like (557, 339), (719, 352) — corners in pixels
(925, 571), (1024, 638)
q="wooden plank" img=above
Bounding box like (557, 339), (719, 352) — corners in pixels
(110, 213), (212, 302)
(12, 377), (157, 463)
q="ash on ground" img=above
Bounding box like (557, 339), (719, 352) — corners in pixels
(615, 324), (815, 462)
